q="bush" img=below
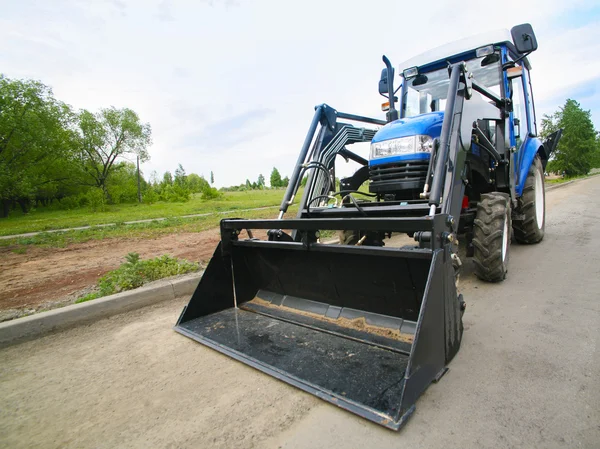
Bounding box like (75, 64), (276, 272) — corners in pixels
(76, 252), (199, 303)
(201, 186), (222, 200)
(143, 188), (158, 204)
(158, 184), (190, 202)
(56, 195), (80, 210)
(87, 188), (106, 212)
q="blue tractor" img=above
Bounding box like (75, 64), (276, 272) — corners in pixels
(176, 24), (561, 430)
(343, 24), (561, 281)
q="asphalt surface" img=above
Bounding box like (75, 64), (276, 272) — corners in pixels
(1, 176), (599, 448)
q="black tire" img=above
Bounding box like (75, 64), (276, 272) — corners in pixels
(472, 192), (511, 282)
(337, 230), (359, 245)
(513, 155), (545, 244)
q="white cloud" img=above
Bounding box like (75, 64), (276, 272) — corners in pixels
(1, 0), (598, 186)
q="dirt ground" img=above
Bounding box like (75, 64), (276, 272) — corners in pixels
(0, 229), (225, 321)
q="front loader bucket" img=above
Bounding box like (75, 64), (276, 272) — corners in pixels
(175, 240), (463, 430)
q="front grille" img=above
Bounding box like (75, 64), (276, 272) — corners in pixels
(369, 160), (429, 184)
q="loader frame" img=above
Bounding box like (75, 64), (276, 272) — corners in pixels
(175, 62), (498, 430)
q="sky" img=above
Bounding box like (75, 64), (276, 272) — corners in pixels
(1, 0), (599, 187)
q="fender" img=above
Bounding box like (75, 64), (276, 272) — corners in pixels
(516, 136), (543, 196)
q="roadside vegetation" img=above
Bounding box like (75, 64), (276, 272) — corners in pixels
(545, 169), (600, 185)
(76, 252), (199, 303)
(0, 205), (298, 249)
(0, 75), (294, 230)
(542, 99), (600, 177)
(0, 189), (291, 236)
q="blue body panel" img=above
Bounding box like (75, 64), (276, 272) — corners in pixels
(370, 112), (443, 167)
(516, 137), (543, 194)
(371, 112), (444, 143)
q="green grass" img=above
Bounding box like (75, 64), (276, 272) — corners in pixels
(0, 189), (291, 236)
(545, 171), (600, 185)
(76, 252), (199, 303)
(0, 205), (298, 249)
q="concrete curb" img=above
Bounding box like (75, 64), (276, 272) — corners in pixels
(546, 180), (575, 191)
(0, 272), (202, 348)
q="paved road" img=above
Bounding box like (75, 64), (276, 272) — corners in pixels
(1, 177), (599, 448)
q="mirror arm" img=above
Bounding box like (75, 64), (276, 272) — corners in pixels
(382, 55), (399, 122)
(502, 50), (532, 70)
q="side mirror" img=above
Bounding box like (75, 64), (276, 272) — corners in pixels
(378, 68), (392, 96)
(511, 23), (538, 54)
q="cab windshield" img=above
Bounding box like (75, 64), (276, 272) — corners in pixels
(402, 55), (502, 117)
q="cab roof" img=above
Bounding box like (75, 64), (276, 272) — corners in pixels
(398, 29), (530, 73)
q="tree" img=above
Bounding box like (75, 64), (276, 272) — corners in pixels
(106, 162), (145, 204)
(210, 171), (214, 184)
(257, 173), (265, 189)
(282, 176), (289, 187)
(174, 163), (187, 187)
(77, 107), (152, 200)
(541, 99), (598, 177)
(270, 167), (282, 188)
(162, 171), (173, 186)
(0, 75), (79, 217)
(187, 173), (209, 193)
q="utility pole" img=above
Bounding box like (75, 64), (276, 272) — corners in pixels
(137, 155), (142, 203)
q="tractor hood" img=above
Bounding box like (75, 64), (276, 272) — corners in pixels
(372, 111), (444, 144)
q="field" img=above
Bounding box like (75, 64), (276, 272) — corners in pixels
(0, 189), (288, 236)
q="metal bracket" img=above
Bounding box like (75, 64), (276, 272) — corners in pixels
(319, 104), (338, 131)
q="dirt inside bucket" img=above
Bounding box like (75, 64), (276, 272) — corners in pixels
(247, 297), (414, 343)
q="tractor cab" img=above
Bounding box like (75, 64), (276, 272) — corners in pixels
(370, 27), (539, 202)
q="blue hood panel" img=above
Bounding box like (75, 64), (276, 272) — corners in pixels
(370, 112), (444, 167)
(371, 112), (444, 143)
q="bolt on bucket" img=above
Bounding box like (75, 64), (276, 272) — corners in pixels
(175, 238), (463, 430)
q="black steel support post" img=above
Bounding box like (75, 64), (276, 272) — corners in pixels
(428, 63), (464, 211)
(279, 106), (324, 216)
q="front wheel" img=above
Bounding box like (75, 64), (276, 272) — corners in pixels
(513, 155), (545, 244)
(472, 192), (511, 282)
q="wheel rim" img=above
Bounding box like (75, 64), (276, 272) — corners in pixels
(502, 216), (508, 262)
(535, 166), (544, 228)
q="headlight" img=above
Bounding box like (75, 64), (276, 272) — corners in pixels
(370, 135), (433, 159)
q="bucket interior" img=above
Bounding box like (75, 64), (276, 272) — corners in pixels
(176, 242), (435, 427)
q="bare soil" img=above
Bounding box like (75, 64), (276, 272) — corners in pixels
(0, 229), (225, 321)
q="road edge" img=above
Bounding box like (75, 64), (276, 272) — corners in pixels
(0, 272), (202, 348)
(545, 180), (574, 191)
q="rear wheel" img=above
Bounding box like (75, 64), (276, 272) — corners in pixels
(513, 155), (545, 243)
(472, 192), (511, 282)
(337, 230), (359, 245)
